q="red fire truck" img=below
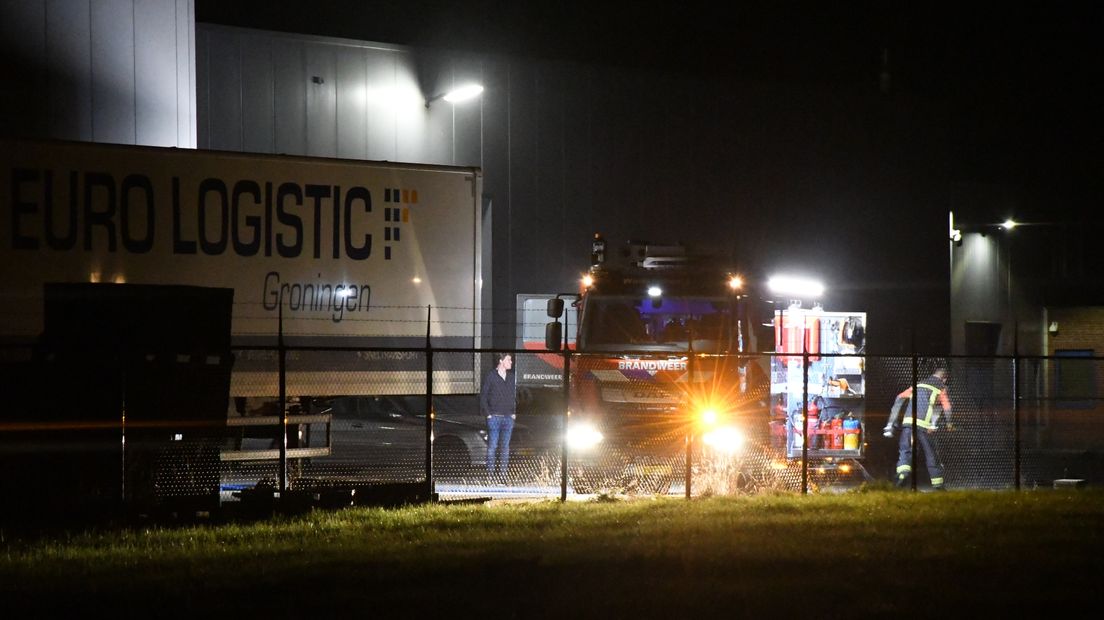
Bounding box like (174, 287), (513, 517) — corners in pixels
(519, 235), (776, 493)
(518, 235), (869, 493)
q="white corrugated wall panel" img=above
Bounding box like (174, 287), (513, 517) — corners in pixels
(89, 0), (135, 144)
(336, 47), (368, 160)
(364, 51), (397, 162)
(240, 33), (274, 153)
(2, 0), (194, 147)
(453, 55), (483, 168)
(175, 0), (196, 147)
(46, 0), (93, 141)
(205, 31), (241, 151)
(305, 43), (337, 157)
(135, 0), (177, 146)
(272, 39), (306, 155)
(393, 52), (427, 164)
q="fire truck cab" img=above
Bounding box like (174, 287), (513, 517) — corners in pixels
(538, 235), (775, 493)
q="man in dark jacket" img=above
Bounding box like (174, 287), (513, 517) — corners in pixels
(480, 353), (516, 483)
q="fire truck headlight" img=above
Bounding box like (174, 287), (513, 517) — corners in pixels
(700, 408), (718, 426)
(702, 426), (745, 454)
(566, 423), (604, 450)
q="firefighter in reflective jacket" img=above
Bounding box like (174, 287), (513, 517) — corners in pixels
(884, 367), (951, 490)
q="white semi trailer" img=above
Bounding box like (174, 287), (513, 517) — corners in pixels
(0, 138), (487, 398)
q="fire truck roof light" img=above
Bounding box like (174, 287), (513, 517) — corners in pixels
(768, 275), (825, 298)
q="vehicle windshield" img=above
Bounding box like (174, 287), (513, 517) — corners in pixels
(581, 296), (733, 351)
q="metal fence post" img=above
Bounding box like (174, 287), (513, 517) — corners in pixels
(425, 306), (434, 498)
(686, 338), (695, 499)
(802, 344), (809, 496)
(1013, 327), (1021, 491)
(561, 346), (570, 502)
(910, 345), (918, 492)
(278, 300), (287, 496)
(120, 364), (127, 510)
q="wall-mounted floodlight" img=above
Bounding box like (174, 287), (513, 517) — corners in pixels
(767, 275), (825, 298)
(425, 84), (484, 108)
(1001, 218), (1018, 230)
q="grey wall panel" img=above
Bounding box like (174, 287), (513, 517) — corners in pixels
(305, 44), (336, 157)
(394, 53), (426, 164)
(365, 51), (396, 162)
(90, 0), (135, 144)
(240, 33), (273, 153)
(561, 63), (595, 278)
(176, 0), (196, 147)
(205, 31), (241, 151)
(336, 47), (367, 160)
(195, 26), (208, 147)
(46, 0), (92, 141)
(273, 40), (306, 155)
(533, 64), (567, 291)
(4, 0), (190, 146)
(585, 69), (620, 244)
(479, 58), (511, 346)
(452, 55), (483, 168)
(422, 56), (453, 166)
(0, 0), (46, 137)
(135, 0), (176, 146)
(506, 61), (538, 295)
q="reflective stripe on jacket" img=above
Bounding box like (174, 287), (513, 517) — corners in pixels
(901, 376), (948, 430)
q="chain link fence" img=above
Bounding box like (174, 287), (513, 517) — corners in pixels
(2, 343), (1103, 522)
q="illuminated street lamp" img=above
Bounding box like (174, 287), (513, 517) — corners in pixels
(425, 84), (484, 108)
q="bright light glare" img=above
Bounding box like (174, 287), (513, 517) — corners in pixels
(728, 275), (743, 290)
(443, 84), (484, 103)
(581, 274), (595, 287)
(335, 287), (352, 298)
(647, 286), (663, 297)
(702, 427), (745, 454)
(1001, 219), (1018, 230)
(700, 409), (718, 425)
(768, 275), (825, 298)
(566, 423), (604, 450)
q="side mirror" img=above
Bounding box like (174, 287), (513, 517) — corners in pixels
(547, 297), (564, 318)
(545, 321), (563, 351)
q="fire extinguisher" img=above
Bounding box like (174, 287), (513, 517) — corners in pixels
(807, 397), (820, 449)
(830, 417), (844, 449)
(774, 395), (786, 420)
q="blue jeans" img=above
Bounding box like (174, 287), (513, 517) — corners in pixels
(486, 415), (515, 478)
